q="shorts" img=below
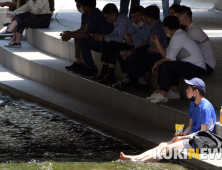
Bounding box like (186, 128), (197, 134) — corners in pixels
(181, 139), (192, 149)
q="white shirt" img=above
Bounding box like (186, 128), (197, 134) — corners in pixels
(187, 23), (216, 69)
(166, 29), (206, 70)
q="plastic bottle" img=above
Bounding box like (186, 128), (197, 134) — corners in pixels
(220, 106), (222, 124)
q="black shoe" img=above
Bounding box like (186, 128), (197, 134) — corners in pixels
(129, 82), (149, 91)
(81, 67), (98, 76)
(3, 23), (10, 27)
(91, 72), (107, 81)
(99, 74), (116, 84)
(65, 62), (83, 71)
(112, 81), (130, 91)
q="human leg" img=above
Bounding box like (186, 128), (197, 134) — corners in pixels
(162, 0), (169, 18)
(120, 0), (130, 16)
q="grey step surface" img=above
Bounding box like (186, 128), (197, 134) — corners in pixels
(26, 17), (222, 110)
(0, 39), (207, 133)
(0, 65), (222, 170)
(0, 64), (221, 170)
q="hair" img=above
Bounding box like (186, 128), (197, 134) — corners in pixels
(177, 6), (192, 19)
(48, 0), (55, 12)
(190, 85), (205, 97)
(144, 5), (160, 20)
(75, 0), (96, 9)
(169, 4), (181, 13)
(102, 3), (118, 15)
(163, 16), (180, 30)
(130, 5), (144, 15)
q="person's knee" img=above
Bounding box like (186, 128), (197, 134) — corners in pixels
(162, 61), (171, 70)
(158, 142), (167, 147)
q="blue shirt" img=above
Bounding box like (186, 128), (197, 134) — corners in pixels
(85, 8), (114, 35)
(128, 24), (151, 46)
(104, 14), (132, 43)
(189, 98), (216, 133)
(144, 20), (168, 54)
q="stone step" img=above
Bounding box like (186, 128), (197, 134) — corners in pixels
(26, 19), (222, 110)
(0, 59), (221, 170)
(0, 39), (220, 133)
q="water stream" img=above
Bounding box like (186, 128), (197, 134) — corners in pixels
(0, 93), (192, 170)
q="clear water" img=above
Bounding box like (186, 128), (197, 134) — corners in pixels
(0, 94), (191, 170)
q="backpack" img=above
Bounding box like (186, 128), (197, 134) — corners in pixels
(189, 130), (222, 153)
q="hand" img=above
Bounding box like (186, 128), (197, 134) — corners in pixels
(125, 37), (133, 44)
(172, 136), (184, 142)
(92, 34), (104, 42)
(151, 45), (159, 53)
(151, 35), (159, 44)
(122, 51), (131, 59)
(61, 33), (71, 42)
(64, 30), (74, 34)
(152, 62), (159, 75)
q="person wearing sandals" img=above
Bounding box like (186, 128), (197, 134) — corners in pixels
(1, 0), (53, 48)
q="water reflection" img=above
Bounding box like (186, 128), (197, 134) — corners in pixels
(0, 94), (190, 169)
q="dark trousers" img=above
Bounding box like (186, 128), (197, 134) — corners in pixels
(205, 63), (214, 74)
(158, 61), (205, 92)
(78, 37), (103, 69)
(120, 0), (140, 18)
(101, 41), (134, 65)
(14, 12), (51, 33)
(127, 51), (162, 79)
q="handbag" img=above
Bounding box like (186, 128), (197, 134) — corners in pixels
(189, 130), (222, 153)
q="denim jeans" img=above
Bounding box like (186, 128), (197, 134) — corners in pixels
(162, 0), (181, 18)
(78, 37), (103, 69)
(120, 0), (140, 18)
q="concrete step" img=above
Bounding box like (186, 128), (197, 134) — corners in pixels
(26, 18), (222, 110)
(0, 39), (220, 132)
(0, 60), (221, 170)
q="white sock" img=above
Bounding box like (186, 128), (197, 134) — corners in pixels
(138, 77), (147, 85)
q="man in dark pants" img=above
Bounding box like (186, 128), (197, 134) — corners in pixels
(147, 16), (206, 103)
(113, 5), (168, 91)
(62, 0), (114, 76)
(92, 3), (133, 84)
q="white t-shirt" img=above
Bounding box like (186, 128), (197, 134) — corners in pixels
(187, 23), (216, 69)
(166, 29), (206, 70)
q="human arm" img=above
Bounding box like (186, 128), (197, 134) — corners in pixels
(28, 0), (50, 15)
(12, 2), (29, 17)
(151, 35), (167, 57)
(124, 30), (133, 44)
(173, 133), (195, 142)
(183, 119), (193, 136)
(17, 0), (21, 9)
(0, 1), (17, 7)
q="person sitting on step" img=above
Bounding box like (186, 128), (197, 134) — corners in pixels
(168, 4), (181, 16)
(113, 5), (168, 91)
(177, 6), (216, 74)
(64, 0), (89, 72)
(63, 0), (114, 76)
(1, 0), (53, 48)
(120, 78), (216, 161)
(147, 16), (206, 103)
(92, 5), (150, 84)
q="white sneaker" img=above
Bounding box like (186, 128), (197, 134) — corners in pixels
(167, 89), (181, 99)
(150, 93), (169, 103)
(146, 90), (159, 100)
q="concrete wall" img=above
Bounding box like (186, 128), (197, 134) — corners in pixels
(214, 0), (222, 11)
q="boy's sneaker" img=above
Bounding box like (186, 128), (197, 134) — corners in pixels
(167, 89), (181, 99)
(146, 90), (159, 100)
(0, 31), (14, 37)
(5, 42), (21, 48)
(150, 93), (169, 104)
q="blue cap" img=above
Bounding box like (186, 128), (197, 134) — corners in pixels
(184, 78), (205, 92)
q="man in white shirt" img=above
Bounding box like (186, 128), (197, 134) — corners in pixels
(177, 6), (216, 74)
(147, 16), (206, 103)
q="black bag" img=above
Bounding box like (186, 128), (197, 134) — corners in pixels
(126, 45), (149, 64)
(189, 130), (222, 153)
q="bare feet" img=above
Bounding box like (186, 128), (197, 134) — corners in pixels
(120, 152), (136, 161)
